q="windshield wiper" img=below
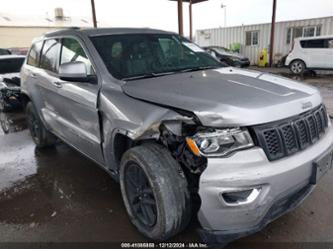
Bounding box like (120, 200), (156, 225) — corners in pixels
(122, 71), (177, 81)
(179, 65), (220, 73)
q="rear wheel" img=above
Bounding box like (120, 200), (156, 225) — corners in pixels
(120, 143), (191, 240)
(290, 60), (306, 75)
(26, 102), (57, 148)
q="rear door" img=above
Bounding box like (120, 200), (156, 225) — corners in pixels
(21, 41), (45, 113)
(50, 37), (103, 165)
(300, 38), (328, 68)
(37, 38), (63, 131)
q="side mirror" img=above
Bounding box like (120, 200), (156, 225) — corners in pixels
(59, 61), (90, 82)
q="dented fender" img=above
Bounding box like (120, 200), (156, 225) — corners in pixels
(99, 85), (194, 173)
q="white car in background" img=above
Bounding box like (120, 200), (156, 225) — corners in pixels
(285, 35), (333, 75)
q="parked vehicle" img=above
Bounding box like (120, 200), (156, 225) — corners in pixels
(0, 111), (26, 134)
(21, 28), (333, 245)
(0, 48), (11, 55)
(203, 46), (250, 67)
(285, 35), (333, 74)
(0, 55), (25, 112)
(8, 47), (29, 56)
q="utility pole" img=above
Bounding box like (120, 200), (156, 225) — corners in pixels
(269, 0), (277, 67)
(91, 0), (97, 28)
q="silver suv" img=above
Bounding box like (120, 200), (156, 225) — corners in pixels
(21, 28), (333, 245)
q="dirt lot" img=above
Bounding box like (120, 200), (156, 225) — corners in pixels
(1, 70), (333, 249)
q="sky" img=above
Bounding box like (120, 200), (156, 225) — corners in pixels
(1, 0), (333, 35)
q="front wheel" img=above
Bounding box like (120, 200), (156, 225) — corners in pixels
(0, 112), (11, 134)
(0, 98), (10, 112)
(26, 102), (57, 148)
(120, 143), (191, 240)
(290, 60), (306, 75)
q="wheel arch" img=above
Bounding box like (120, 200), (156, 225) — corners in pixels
(103, 127), (158, 178)
(289, 58), (307, 68)
(20, 91), (32, 109)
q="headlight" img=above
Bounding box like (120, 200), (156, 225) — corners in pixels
(186, 128), (254, 157)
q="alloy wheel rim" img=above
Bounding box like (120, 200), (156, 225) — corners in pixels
(292, 62), (303, 73)
(125, 162), (157, 227)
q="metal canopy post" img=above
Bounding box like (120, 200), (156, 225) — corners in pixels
(177, 0), (184, 36)
(189, 0), (193, 40)
(91, 0), (97, 28)
(170, 0), (208, 38)
(269, 0), (277, 67)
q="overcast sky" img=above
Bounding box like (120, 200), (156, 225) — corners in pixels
(1, 0), (333, 35)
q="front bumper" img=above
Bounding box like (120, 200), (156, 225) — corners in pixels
(197, 124), (333, 244)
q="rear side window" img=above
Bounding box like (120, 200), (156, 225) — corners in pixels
(0, 58), (25, 74)
(27, 41), (43, 67)
(60, 38), (94, 75)
(40, 39), (61, 72)
(300, 39), (326, 48)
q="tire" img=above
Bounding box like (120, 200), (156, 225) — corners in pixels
(0, 99), (10, 112)
(26, 102), (57, 148)
(119, 143), (191, 241)
(0, 112), (11, 134)
(290, 60), (306, 75)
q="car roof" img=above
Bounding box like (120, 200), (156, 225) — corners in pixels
(296, 35), (333, 41)
(42, 27), (176, 39)
(0, 55), (25, 60)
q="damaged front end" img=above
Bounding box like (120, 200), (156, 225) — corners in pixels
(150, 110), (333, 246)
(154, 116), (259, 242)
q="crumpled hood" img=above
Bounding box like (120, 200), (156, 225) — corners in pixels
(122, 67), (322, 127)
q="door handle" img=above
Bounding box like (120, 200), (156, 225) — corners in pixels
(52, 81), (63, 88)
(30, 73), (37, 78)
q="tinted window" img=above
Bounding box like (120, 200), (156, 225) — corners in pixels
(60, 38), (94, 75)
(40, 39), (61, 72)
(27, 41), (43, 67)
(301, 39), (326, 48)
(91, 34), (220, 80)
(0, 58), (25, 74)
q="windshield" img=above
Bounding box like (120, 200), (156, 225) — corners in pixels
(0, 58), (24, 74)
(90, 33), (222, 80)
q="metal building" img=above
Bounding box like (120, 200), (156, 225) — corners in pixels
(0, 8), (100, 49)
(196, 16), (333, 65)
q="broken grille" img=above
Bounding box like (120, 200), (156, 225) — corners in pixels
(253, 105), (329, 161)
